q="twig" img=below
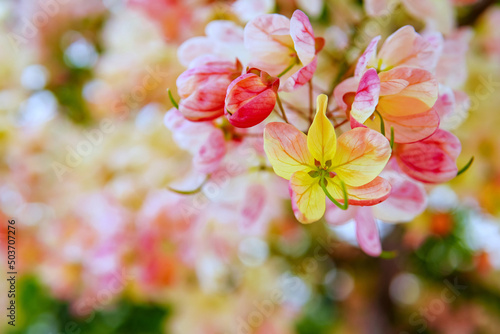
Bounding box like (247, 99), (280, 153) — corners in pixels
(276, 94), (289, 124)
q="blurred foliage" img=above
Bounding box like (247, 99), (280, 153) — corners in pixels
(7, 277), (169, 334)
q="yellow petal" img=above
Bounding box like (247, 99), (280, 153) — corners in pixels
(331, 127), (391, 186)
(290, 171), (326, 224)
(307, 94), (337, 166)
(264, 122), (314, 180)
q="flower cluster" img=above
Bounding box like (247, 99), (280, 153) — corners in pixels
(172, 10), (470, 257)
(4, 0), (500, 333)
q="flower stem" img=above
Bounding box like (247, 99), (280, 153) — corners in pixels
(374, 110), (385, 136)
(167, 175), (209, 195)
(320, 177), (349, 210)
(308, 80), (314, 124)
(277, 62), (295, 78)
(276, 94), (289, 124)
(334, 119), (348, 129)
(457, 156), (474, 176)
(379, 250), (398, 259)
(167, 88), (179, 109)
(390, 127), (395, 149)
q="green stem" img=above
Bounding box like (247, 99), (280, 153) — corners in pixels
(308, 80), (314, 124)
(167, 175), (209, 195)
(379, 250), (398, 259)
(320, 177), (349, 210)
(249, 165), (274, 173)
(277, 62), (295, 78)
(374, 110), (385, 136)
(457, 156), (474, 177)
(390, 127), (395, 149)
(167, 88), (179, 109)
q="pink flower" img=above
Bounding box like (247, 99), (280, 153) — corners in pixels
(433, 85), (469, 129)
(164, 108), (227, 174)
(225, 69), (279, 128)
(193, 130), (227, 174)
(436, 28), (473, 89)
(128, 0), (198, 42)
(177, 20), (246, 67)
(452, 0), (479, 4)
(176, 56), (242, 122)
(232, 0), (275, 23)
(395, 129), (461, 183)
(479, 8), (500, 60)
(364, 0), (455, 34)
(325, 160), (427, 256)
(335, 66), (440, 143)
(244, 10), (324, 91)
(355, 26), (443, 77)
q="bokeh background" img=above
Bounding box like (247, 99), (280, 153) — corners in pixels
(1, 0), (500, 333)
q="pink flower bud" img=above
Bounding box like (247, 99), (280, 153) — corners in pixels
(176, 56), (242, 122)
(224, 69), (279, 128)
(395, 129), (461, 183)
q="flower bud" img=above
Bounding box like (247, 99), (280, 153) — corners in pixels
(176, 56), (242, 122)
(395, 129), (461, 183)
(225, 69), (279, 128)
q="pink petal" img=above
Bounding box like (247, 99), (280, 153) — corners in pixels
(244, 14), (293, 75)
(296, 0), (324, 17)
(417, 32), (444, 71)
(325, 177), (392, 206)
(355, 207), (382, 257)
(290, 10), (317, 66)
(232, 0), (275, 22)
(434, 85), (455, 120)
(436, 28), (473, 88)
(379, 79), (409, 96)
(205, 20), (244, 43)
(177, 37), (214, 67)
(364, 0), (392, 17)
(344, 177), (392, 206)
(396, 129), (462, 183)
(333, 77), (359, 112)
(176, 57), (241, 121)
(378, 26), (443, 71)
(239, 184), (267, 233)
(164, 108), (218, 151)
(324, 204), (357, 226)
(381, 107), (440, 144)
(402, 0), (454, 35)
(351, 68), (380, 123)
(350, 116), (367, 129)
(452, 0), (480, 5)
(225, 72), (278, 127)
(378, 26), (417, 69)
(193, 128), (227, 174)
(178, 22), (245, 67)
(355, 36), (381, 78)
(378, 67), (439, 117)
(372, 168), (427, 222)
(281, 57), (317, 92)
(423, 128), (461, 159)
(440, 89), (469, 129)
(177, 76), (232, 121)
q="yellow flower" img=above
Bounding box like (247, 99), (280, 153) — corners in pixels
(264, 94), (392, 224)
